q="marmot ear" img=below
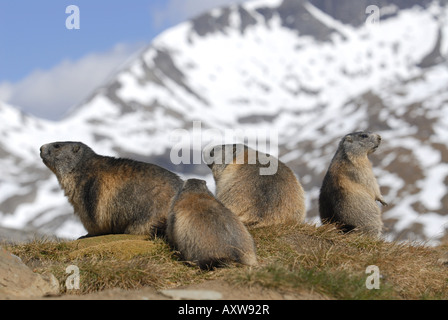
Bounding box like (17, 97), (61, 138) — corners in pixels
(345, 136), (353, 143)
(72, 145), (81, 153)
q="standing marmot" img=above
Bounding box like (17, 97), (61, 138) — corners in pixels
(204, 144), (306, 227)
(40, 142), (183, 238)
(167, 179), (257, 269)
(319, 132), (388, 237)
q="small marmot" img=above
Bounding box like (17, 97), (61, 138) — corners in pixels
(40, 142), (183, 238)
(204, 144), (306, 227)
(319, 132), (388, 237)
(167, 179), (257, 269)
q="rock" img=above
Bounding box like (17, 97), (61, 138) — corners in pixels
(0, 247), (59, 299)
(160, 289), (223, 300)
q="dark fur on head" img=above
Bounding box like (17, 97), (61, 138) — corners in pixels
(180, 179), (209, 194)
(204, 144), (245, 178)
(40, 142), (95, 176)
(338, 132), (382, 158)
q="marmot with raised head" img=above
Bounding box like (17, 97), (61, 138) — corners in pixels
(40, 142), (183, 238)
(204, 144), (306, 227)
(167, 179), (257, 269)
(319, 132), (388, 237)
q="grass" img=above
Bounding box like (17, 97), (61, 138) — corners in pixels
(5, 223), (448, 299)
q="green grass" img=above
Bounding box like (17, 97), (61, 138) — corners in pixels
(234, 263), (394, 300)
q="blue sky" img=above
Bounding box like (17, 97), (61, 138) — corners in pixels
(0, 1), (170, 82)
(0, 0), (241, 119)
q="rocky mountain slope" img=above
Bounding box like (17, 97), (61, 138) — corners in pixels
(0, 0), (447, 243)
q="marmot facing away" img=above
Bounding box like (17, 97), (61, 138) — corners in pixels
(204, 144), (306, 227)
(319, 132), (387, 237)
(40, 142), (183, 238)
(167, 179), (257, 269)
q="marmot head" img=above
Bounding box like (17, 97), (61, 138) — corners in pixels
(40, 142), (95, 176)
(203, 144), (245, 178)
(340, 132), (382, 156)
(204, 143), (279, 177)
(181, 179), (209, 193)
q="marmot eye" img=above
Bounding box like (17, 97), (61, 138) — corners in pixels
(360, 134), (369, 139)
(53, 144), (61, 149)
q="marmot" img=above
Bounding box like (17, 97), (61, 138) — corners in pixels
(40, 142), (183, 238)
(319, 132), (388, 237)
(204, 144), (306, 227)
(167, 179), (257, 269)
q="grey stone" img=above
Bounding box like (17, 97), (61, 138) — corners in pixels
(0, 247), (59, 299)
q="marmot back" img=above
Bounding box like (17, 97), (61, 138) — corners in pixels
(167, 179), (257, 269)
(319, 132), (387, 237)
(40, 142), (183, 238)
(204, 144), (306, 227)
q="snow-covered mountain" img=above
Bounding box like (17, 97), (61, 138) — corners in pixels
(1, 0), (448, 243)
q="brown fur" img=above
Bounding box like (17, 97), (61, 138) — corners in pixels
(40, 142), (183, 238)
(319, 132), (387, 237)
(204, 144), (306, 227)
(167, 179), (257, 269)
